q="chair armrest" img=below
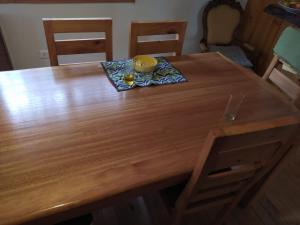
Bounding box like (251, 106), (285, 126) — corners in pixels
(242, 42), (255, 52)
(237, 41), (261, 69)
(242, 43), (260, 59)
(234, 39), (255, 52)
(200, 42), (209, 52)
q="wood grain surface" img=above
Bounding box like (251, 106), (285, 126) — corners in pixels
(0, 53), (299, 225)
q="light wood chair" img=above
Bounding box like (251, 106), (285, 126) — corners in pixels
(148, 116), (300, 225)
(43, 18), (113, 66)
(129, 21), (187, 58)
(263, 27), (300, 109)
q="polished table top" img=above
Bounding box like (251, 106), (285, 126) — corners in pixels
(0, 53), (299, 225)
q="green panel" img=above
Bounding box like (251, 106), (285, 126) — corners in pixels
(274, 27), (300, 74)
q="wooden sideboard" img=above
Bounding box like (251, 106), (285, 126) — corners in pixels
(240, 0), (290, 76)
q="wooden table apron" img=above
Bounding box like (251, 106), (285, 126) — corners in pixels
(0, 53), (299, 225)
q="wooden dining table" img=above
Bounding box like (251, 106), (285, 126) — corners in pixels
(0, 53), (299, 225)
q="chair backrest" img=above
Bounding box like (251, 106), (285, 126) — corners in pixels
(202, 0), (242, 45)
(274, 27), (300, 74)
(129, 21), (187, 58)
(263, 27), (300, 108)
(43, 18), (113, 66)
(174, 116), (299, 224)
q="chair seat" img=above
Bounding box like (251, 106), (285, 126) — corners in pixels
(209, 45), (253, 68)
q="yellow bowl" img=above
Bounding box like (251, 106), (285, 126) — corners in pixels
(133, 55), (158, 73)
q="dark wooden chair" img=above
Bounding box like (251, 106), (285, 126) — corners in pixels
(129, 21), (187, 58)
(145, 116), (300, 225)
(43, 18), (113, 66)
(200, 0), (255, 69)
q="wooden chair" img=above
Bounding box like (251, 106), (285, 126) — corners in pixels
(263, 27), (300, 109)
(200, 0), (255, 68)
(43, 18), (112, 66)
(129, 21), (187, 58)
(147, 116), (300, 225)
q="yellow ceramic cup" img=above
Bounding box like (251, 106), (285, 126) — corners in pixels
(133, 55), (158, 73)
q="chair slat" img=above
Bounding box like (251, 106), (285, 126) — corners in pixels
(56, 39), (106, 55)
(43, 18), (112, 66)
(191, 183), (242, 203)
(184, 196), (235, 215)
(129, 21), (187, 58)
(44, 18), (112, 33)
(131, 21), (186, 36)
(213, 126), (290, 152)
(137, 40), (179, 55)
(212, 142), (280, 171)
(269, 68), (300, 100)
(199, 164), (259, 191)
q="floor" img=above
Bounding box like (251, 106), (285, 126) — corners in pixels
(91, 144), (300, 225)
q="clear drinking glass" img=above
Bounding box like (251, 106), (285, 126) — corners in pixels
(124, 60), (135, 86)
(224, 93), (246, 121)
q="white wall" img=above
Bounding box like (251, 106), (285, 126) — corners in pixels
(0, 0), (248, 69)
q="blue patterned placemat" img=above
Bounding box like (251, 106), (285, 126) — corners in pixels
(101, 57), (187, 91)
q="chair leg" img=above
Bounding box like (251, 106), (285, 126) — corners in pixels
(240, 145), (293, 209)
(262, 55), (278, 80)
(143, 192), (173, 225)
(238, 173), (269, 209)
(210, 202), (238, 225)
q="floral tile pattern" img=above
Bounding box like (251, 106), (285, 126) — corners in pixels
(101, 57), (187, 91)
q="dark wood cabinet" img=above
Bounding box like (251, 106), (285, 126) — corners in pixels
(240, 0), (288, 76)
(0, 27), (12, 71)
